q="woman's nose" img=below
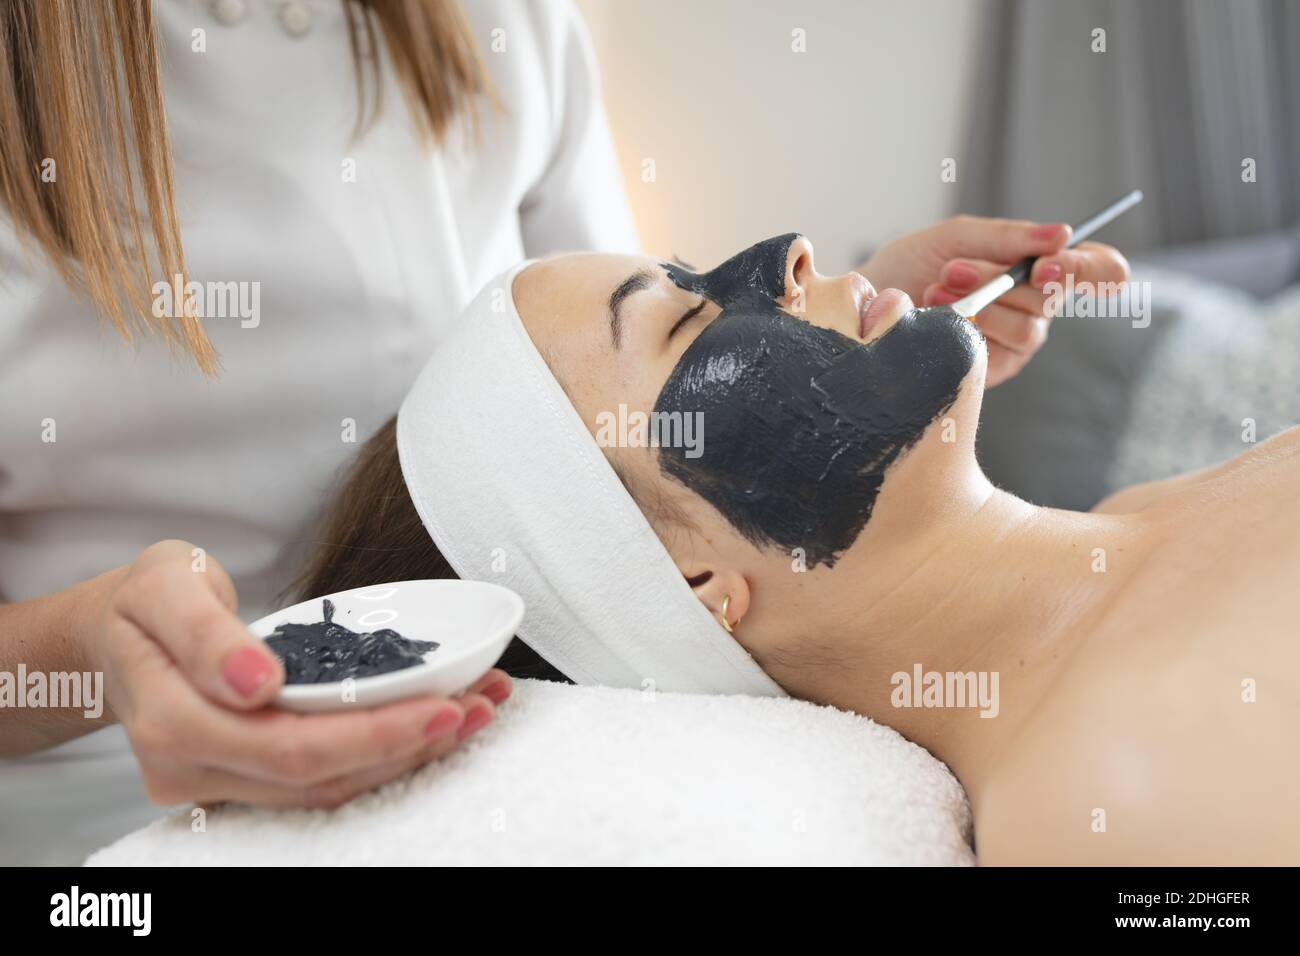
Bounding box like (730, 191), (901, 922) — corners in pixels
(783, 236), (815, 314)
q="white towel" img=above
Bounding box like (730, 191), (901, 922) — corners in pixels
(396, 261), (785, 697)
(86, 680), (974, 866)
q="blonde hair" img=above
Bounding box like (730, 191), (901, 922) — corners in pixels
(0, 0), (489, 375)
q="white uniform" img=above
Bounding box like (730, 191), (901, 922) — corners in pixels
(0, 0), (636, 864)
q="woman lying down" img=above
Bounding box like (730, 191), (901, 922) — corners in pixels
(296, 234), (1298, 865)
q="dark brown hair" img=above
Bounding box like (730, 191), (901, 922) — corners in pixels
(290, 416), (569, 683)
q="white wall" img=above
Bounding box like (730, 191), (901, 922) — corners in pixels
(578, 0), (984, 273)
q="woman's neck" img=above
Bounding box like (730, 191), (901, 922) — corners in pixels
(801, 476), (1148, 808)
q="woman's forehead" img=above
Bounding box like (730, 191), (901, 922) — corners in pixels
(520, 250), (661, 293)
(513, 251), (670, 349)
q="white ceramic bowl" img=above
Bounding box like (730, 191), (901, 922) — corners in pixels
(248, 580), (525, 713)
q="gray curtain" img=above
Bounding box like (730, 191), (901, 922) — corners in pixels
(958, 0), (1300, 251)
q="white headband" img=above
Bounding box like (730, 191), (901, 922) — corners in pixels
(397, 261), (786, 697)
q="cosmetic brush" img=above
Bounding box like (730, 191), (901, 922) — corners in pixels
(949, 189), (1144, 319)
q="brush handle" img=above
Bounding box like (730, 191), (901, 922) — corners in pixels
(949, 189), (1143, 319)
(1005, 189), (1144, 285)
(1004, 256), (1039, 286)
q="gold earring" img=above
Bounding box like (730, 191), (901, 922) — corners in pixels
(721, 594), (737, 634)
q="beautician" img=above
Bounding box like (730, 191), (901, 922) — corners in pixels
(0, 0), (1127, 864)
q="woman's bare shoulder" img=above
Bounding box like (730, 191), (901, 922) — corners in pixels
(1093, 425), (1300, 514)
(973, 629), (1300, 865)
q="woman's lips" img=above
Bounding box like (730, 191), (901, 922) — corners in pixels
(849, 272), (877, 338)
(860, 287), (912, 339)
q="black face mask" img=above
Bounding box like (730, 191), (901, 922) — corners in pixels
(653, 234), (981, 568)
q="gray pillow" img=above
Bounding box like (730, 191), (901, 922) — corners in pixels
(975, 255), (1291, 508)
(975, 269), (1174, 509)
(1108, 276), (1299, 489)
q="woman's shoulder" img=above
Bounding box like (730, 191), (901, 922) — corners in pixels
(457, 0), (597, 142)
(975, 665), (1299, 864)
(463, 0), (588, 65)
(973, 533), (1300, 864)
(1095, 425), (1300, 515)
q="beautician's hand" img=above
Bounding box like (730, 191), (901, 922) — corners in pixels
(858, 215), (1130, 386)
(76, 540), (510, 809)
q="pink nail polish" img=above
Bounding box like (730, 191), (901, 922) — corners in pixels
(1031, 222), (1063, 240)
(479, 679), (510, 705)
(223, 647), (275, 698)
(945, 263), (980, 289)
(457, 706), (492, 742)
(424, 707), (464, 740)
(1035, 263), (1063, 286)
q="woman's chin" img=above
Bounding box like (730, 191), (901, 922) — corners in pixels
(864, 292), (990, 397)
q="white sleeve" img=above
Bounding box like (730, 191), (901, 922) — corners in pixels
(518, 0), (640, 257)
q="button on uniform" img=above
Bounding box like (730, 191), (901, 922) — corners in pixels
(210, 0), (246, 27)
(281, 2), (313, 37)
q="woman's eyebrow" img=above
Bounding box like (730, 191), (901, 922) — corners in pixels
(608, 268), (656, 348)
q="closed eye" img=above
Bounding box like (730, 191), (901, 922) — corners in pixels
(668, 300), (707, 340)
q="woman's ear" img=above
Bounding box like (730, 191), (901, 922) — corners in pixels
(679, 561), (751, 635)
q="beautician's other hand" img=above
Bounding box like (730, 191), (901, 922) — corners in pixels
(858, 215), (1130, 386)
(77, 540), (510, 809)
